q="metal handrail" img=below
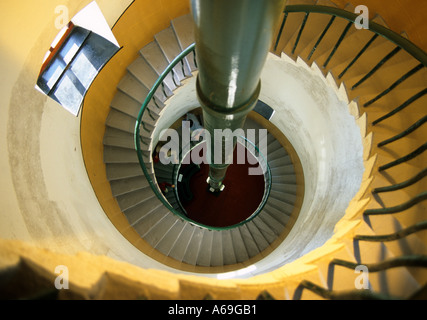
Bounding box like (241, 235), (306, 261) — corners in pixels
(364, 191), (427, 216)
(281, 5), (427, 66)
(134, 44), (199, 226)
(134, 43), (273, 231)
(130, 4), (426, 298)
(171, 139), (199, 217)
(331, 256), (427, 271)
(295, 280), (395, 300)
(373, 168), (427, 194)
(279, 5), (427, 214)
(279, 5), (427, 300)
(170, 136), (273, 227)
(354, 221), (427, 242)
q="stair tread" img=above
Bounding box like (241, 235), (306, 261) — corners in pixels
(320, 26), (377, 75)
(251, 216), (277, 243)
(210, 231), (224, 267)
(274, 11), (308, 55)
(154, 219), (188, 256)
(367, 103), (426, 126)
(221, 230), (237, 265)
(284, 11), (339, 60)
(140, 40), (179, 91)
(266, 139), (283, 152)
(110, 175), (150, 197)
(143, 212), (180, 247)
(369, 176), (425, 210)
(168, 223), (196, 262)
(105, 109), (136, 135)
(297, 11), (354, 64)
(132, 204), (170, 236)
(370, 121), (425, 144)
(106, 163), (144, 181)
(343, 55), (424, 105)
(263, 204), (292, 224)
(270, 165), (296, 176)
(196, 230), (214, 266)
(116, 186), (155, 211)
(182, 227), (205, 265)
(128, 56), (171, 102)
(238, 224), (262, 258)
(271, 182), (298, 195)
(230, 228), (250, 262)
(269, 190), (297, 204)
(104, 145), (140, 164)
(268, 155), (292, 168)
(272, 174), (297, 185)
(336, 37), (396, 88)
(268, 146), (288, 161)
(117, 73), (149, 104)
(258, 211), (285, 235)
(124, 196), (162, 226)
(171, 14), (197, 71)
(315, 0), (339, 7)
(155, 26), (190, 81)
(104, 127), (135, 150)
(361, 214), (427, 262)
(245, 221), (270, 252)
(267, 196), (295, 214)
(111, 90), (141, 118)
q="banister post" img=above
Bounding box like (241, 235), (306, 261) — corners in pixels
(191, 0), (286, 192)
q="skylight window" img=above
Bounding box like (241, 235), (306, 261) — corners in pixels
(36, 2), (120, 116)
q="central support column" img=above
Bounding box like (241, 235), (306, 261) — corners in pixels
(191, 0), (285, 192)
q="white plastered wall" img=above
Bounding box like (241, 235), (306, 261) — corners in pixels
(245, 53), (364, 276)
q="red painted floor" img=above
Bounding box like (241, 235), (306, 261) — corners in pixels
(178, 143), (265, 228)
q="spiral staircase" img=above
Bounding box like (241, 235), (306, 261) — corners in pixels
(1, 0), (426, 300)
(97, 0), (427, 299)
(103, 15), (300, 263)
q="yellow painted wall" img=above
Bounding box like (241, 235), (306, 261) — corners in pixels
(80, 0), (191, 268)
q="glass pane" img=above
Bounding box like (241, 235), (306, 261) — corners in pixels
(45, 61), (64, 90)
(70, 51), (97, 88)
(63, 43), (80, 64)
(58, 27), (89, 62)
(53, 72), (83, 116)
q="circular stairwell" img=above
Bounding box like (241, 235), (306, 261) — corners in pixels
(85, 1), (427, 298)
(0, 0), (423, 300)
(102, 12), (366, 274)
(104, 65), (303, 267)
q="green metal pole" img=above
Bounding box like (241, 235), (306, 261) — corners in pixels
(191, 0), (286, 192)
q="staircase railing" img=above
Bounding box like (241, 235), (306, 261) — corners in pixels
(274, 4), (427, 300)
(275, 5), (427, 66)
(133, 4), (426, 298)
(134, 43), (272, 231)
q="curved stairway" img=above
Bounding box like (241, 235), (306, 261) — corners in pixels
(269, 1), (427, 299)
(103, 14), (300, 268)
(99, 1), (427, 298)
